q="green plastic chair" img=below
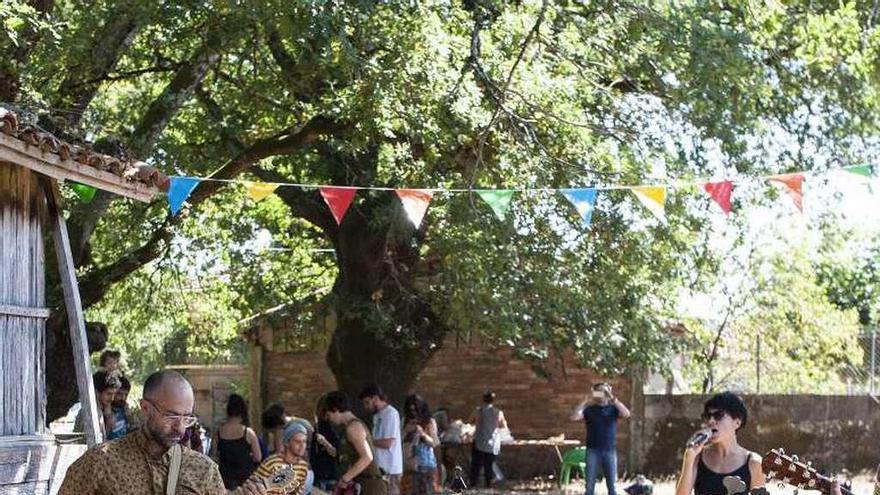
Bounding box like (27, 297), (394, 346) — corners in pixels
(559, 446), (587, 486)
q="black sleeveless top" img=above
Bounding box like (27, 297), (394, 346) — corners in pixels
(218, 426), (256, 489)
(694, 453), (752, 495)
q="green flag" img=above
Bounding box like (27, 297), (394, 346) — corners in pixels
(71, 183), (97, 203)
(844, 165), (874, 178)
(476, 190), (515, 220)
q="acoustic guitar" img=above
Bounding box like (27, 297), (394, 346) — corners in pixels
(762, 449), (854, 495)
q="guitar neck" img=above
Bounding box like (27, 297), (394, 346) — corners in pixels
(811, 473), (855, 495)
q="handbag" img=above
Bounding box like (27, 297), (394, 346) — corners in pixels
(402, 431), (419, 472)
(491, 429), (501, 456)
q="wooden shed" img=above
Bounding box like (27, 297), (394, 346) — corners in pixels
(0, 108), (166, 492)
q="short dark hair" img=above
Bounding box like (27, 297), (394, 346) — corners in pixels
(93, 370), (122, 393)
(226, 393), (249, 425)
(262, 403), (286, 430)
(483, 391), (495, 403)
(324, 391), (351, 413)
(119, 375), (131, 391)
(704, 392), (748, 430)
(99, 350), (121, 367)
(358, 384), (385, 400)
(143, 370), (189, 400)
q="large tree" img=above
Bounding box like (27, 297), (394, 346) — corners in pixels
(3, 0), (880, 417)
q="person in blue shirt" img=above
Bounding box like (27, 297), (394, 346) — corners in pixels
(569, 382), (631, 495)
(107, 374), (131, 440)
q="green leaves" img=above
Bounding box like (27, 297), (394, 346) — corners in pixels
(11, 0), (879, 381)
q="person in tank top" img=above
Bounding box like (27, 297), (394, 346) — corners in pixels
(323, 390), (389, 495)
(675, 392), (764, 495)
(212, 393), (263, 490)
(467, 391), (508, 488)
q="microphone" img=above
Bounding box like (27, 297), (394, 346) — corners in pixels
(686, 428), (713, 448)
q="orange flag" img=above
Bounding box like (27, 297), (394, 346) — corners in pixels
(767, 173), (804, 212)
(395, 189), (434, 227)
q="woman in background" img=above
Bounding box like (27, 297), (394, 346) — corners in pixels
(402, 394), (439, 495)
(212, 393), (262, 490)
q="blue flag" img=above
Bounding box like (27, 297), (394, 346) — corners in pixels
(168, 177), (201, 216)
(561, 188), (599, 227)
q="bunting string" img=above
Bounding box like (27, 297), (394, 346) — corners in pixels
(152, 164), (876, 225)
(160, 164), (874, 193)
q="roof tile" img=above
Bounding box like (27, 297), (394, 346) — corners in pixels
(0, 107), (169, 192)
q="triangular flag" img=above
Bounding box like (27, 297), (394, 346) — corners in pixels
(843, 165), (874, 178)
(319, 187), (358, 225)
(395, 189), (434, 227)
(71, 183), (97, 203)
(703, 181), (733, 215)
(560, 188), (599, 227)
(631, 186), (667, 220)
(167, 176), (201, 216)
(476, 190), (515, 220)
(767, 173), (804, 212)
(244, 181), (279, 202)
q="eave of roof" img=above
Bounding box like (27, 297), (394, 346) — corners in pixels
(0, 108), (169, 203)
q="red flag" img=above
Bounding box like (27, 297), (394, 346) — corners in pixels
(320, 187), (358, 225)
(767, 173), (804, 212)
(395, 189), (434, 227)
(703, 181), (733, 215)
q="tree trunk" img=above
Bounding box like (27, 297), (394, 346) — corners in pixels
(323, 195), (449, 407)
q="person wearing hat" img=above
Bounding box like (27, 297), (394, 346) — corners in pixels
(237, 420), (313, 495)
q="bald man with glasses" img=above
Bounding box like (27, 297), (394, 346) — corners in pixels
(59, 370), (226, 494)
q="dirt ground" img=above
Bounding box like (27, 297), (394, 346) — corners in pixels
(462, 473), (875, 495)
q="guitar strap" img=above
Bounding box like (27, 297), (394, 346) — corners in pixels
(167, 444), (182, 495)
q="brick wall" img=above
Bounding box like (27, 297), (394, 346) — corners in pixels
(261, 337), (633, 477)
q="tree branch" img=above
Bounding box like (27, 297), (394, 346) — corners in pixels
(187, 114), (341, 204)
(52, 10), (141, 125)
(72, 115), (342, 310)
(61, 63), (183, 92)
(251, 166), (337, 234)
(263, 25), (322, 102)
(0, 0), (55, 102)
(128, 27), (225, 157)
(65, 24), (230, 270)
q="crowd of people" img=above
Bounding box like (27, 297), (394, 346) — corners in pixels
(62, 350), (804, 495)
(61, 351), (511, 495)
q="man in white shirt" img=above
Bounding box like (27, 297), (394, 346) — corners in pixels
(360, 384), (403, 495)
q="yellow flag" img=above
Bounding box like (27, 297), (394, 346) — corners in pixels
(631, 186), (667, 220)
(244, 181), (279, 202)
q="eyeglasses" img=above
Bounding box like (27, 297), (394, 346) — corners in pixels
(144, 398), (198, 428)
(701, 410), (727, 422)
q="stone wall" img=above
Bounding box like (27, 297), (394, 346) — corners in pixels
(168, 364), (249, 431)
(636, 394), (880, 476)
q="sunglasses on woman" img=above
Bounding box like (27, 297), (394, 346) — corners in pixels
(700, 410), (727, 422)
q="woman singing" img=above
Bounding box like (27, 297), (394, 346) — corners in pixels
(675, 392), (763, 495)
